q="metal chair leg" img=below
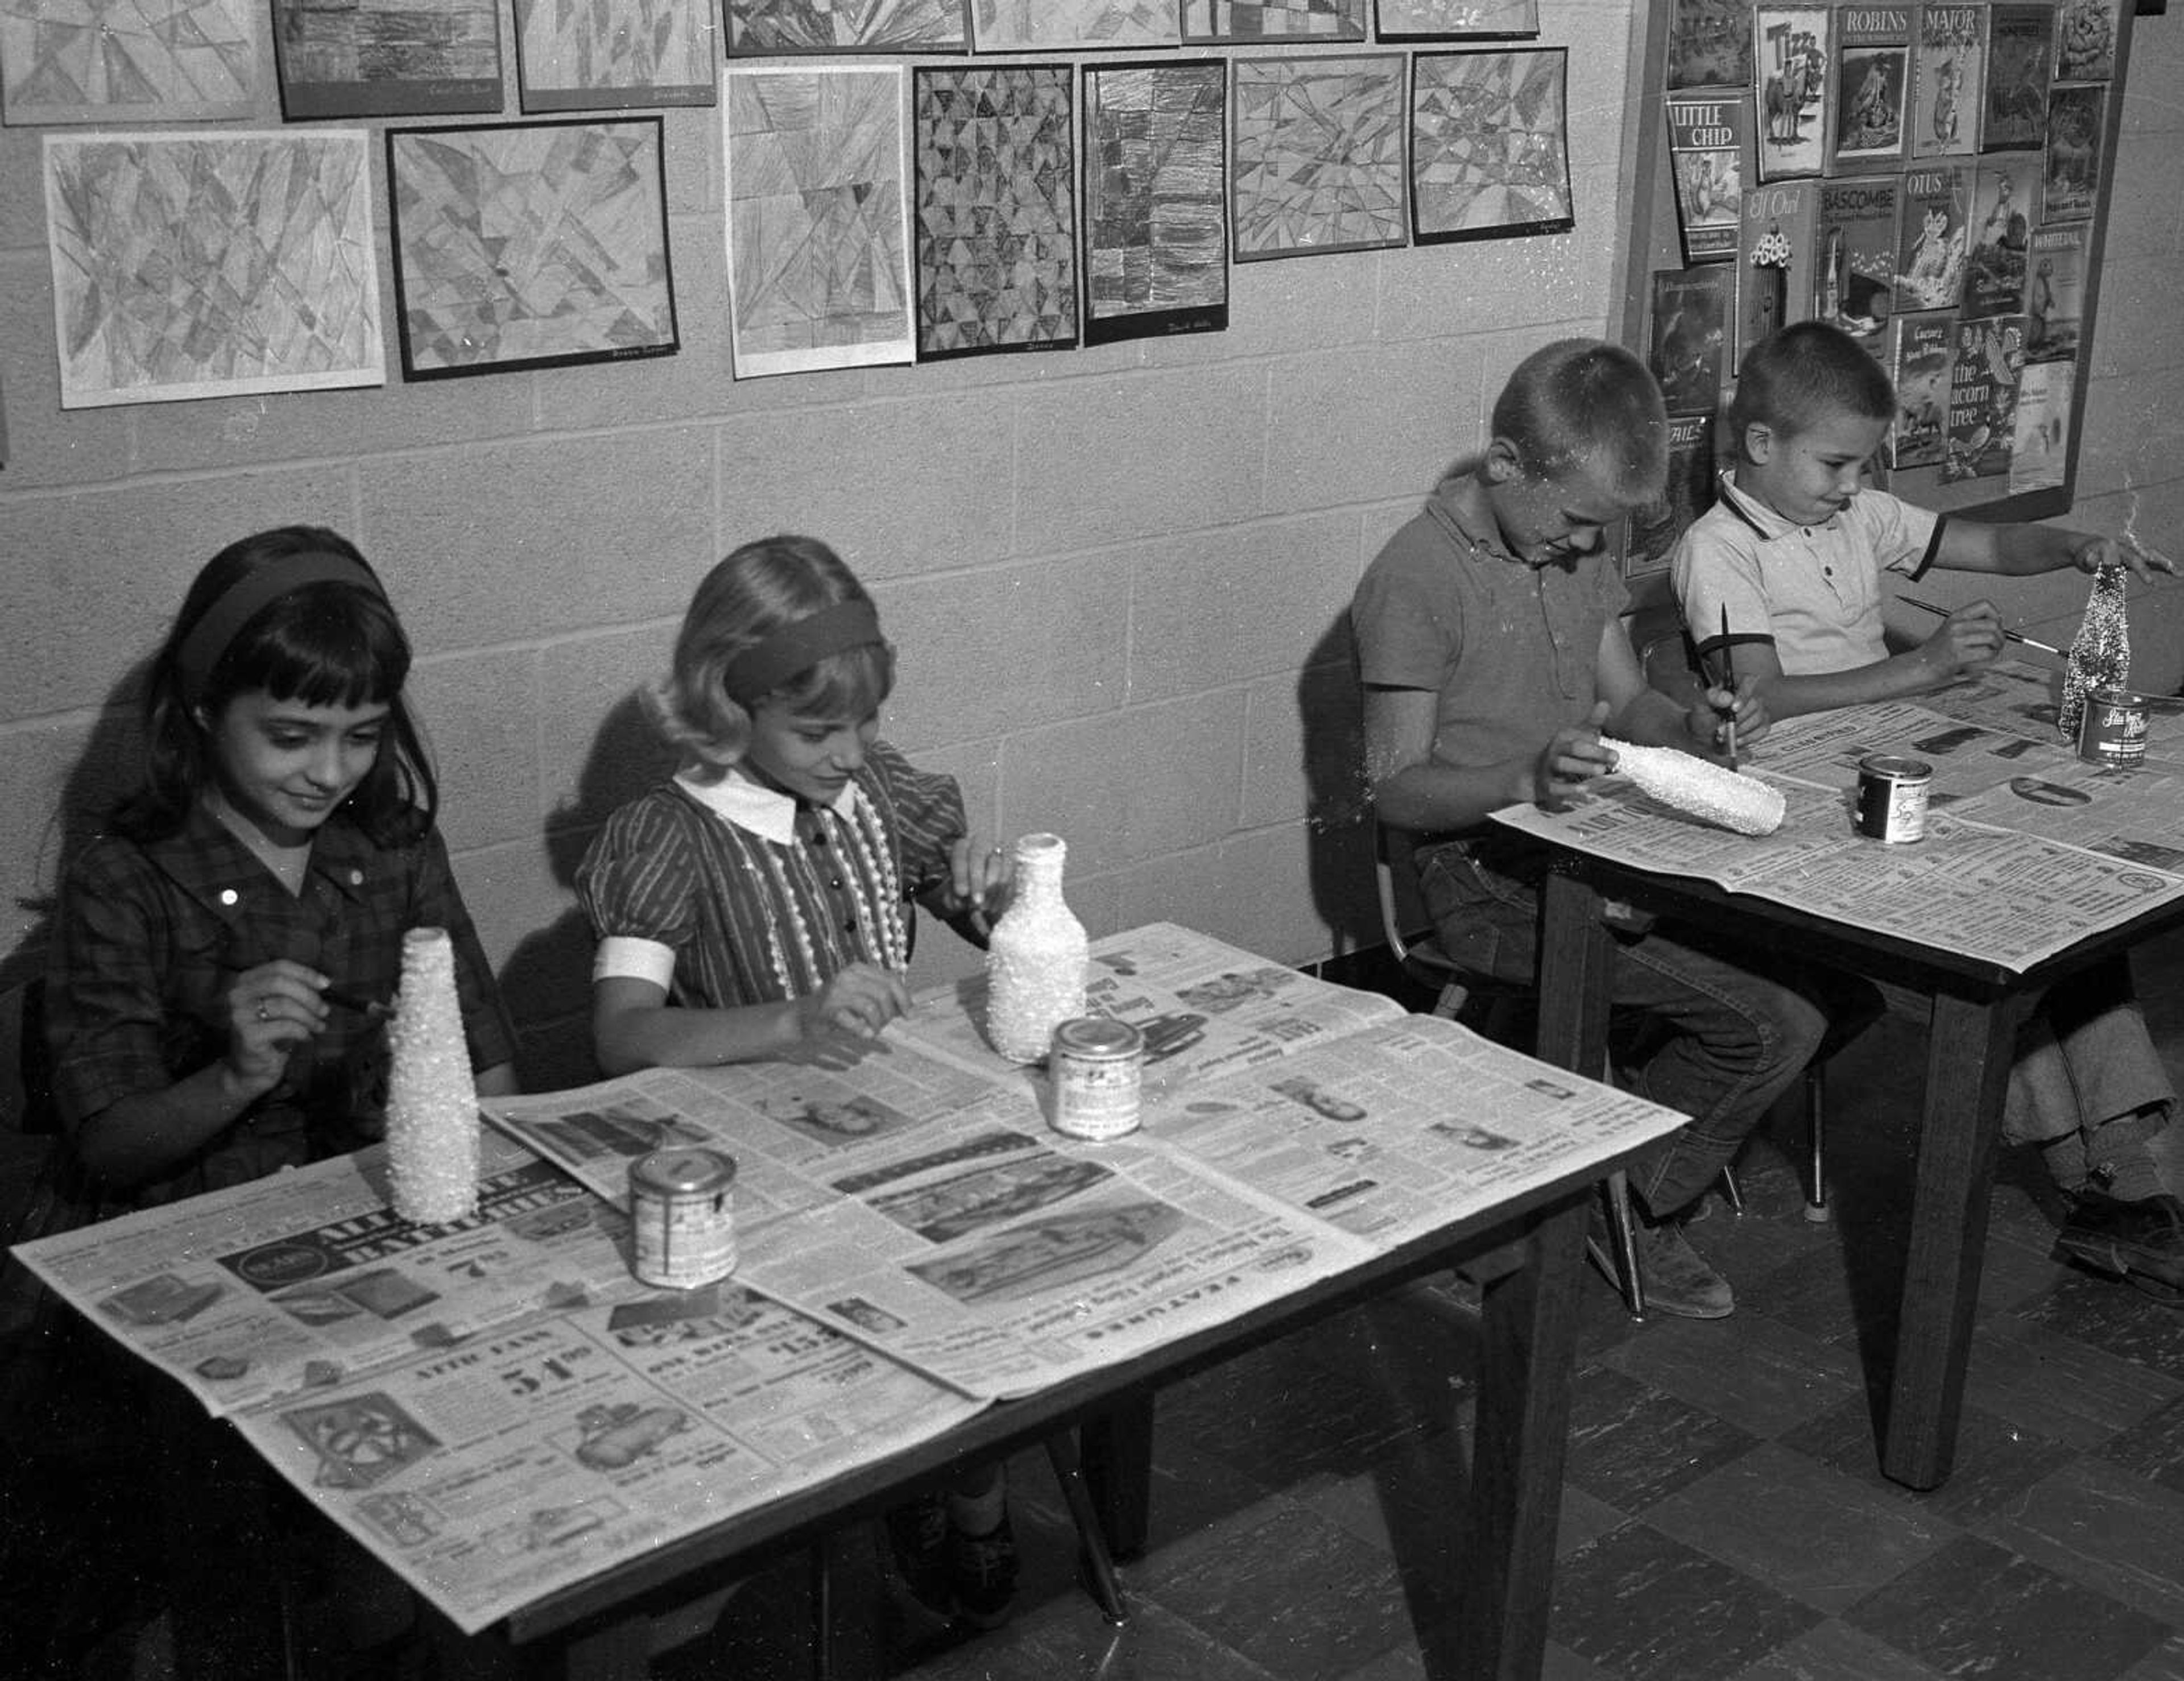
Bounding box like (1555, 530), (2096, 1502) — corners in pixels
(1585, 1170), (1647, 1320)
(1718, 1163), (1745, 1218)
(1045, 1431), (1128, 1625)
(810, 1539), (833, 1681)
(1802, 1062), (1830, 1223)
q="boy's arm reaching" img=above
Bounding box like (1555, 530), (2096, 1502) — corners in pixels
(1722, 604), (2003, 718)
(1935, 521), (2175, 581)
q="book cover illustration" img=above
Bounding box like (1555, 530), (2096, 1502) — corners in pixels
(1668, 93), (1747, 261)
(1815, 175), (1898, 348)
(1943, 312), (2025, 481)
(2009, 358), (2072, 492)
(2055, 0), (2123, 81)
(1754, 5), (1832, 181)
(1983, 3), (2054, 150)
(1649, 266), (1735, 412)
(2044, 81), (2107, 221)
(1911, 2), (1986, 159)
(1895, 163), (1968, 310)
(1888, 310), (1955, 467)
(1668, 0), (1755, 89)
(1829, 5), (1910, 174)
(1961, 152), (2039, 317)
(1625, 413), (1719, 578)
(2023, 220), (2087, 362)
(1736, 178), (1819, 360)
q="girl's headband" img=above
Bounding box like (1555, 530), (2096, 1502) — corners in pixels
(721, 600), (885, 705)
(176, 553), (387, 707)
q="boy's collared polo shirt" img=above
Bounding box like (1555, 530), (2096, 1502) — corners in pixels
(1675, 471), (1944, 674)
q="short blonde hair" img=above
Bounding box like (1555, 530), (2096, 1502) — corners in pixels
(1492, 338), (1668, 504)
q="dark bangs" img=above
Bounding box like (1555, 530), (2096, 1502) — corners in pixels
(770, 639), (896, 720)
(213, 582), (412, 711)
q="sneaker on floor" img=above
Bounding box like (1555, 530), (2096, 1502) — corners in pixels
(882, 1493), (951, 1622)
(948, 1510), (1019, 1630)
(2054, 1190), (2184, 1298)
(1632, 1218), (1735, 1319)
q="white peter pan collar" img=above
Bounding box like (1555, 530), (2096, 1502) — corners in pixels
(674, 764), (855, 846)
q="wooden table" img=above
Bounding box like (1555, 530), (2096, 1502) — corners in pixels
(1532, 853), (2184, 1490)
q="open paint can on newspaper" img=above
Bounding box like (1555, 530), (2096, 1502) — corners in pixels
(1855, 755), (1931, 843)
(629, 1147), (738, 1289)
(2077, 687), (2150, 767)
(1048, 1017), (1144, 1141)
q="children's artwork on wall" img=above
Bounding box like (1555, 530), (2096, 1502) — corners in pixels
(42, 130), (383, 407)
(1232, 55), (1407, 259)
(514, 0), (715, 110)
(2043, 81), (2107, 220)
(1181, 0), (1366, 42)
(725, 66), (913, 376)
(969, 0), (1178, 52)
(269, 0), (501, 119)
(1081, 60), (1227, 345)
(1376, 0), (1541, 40)
(3, 0), (258, 124)
(387, 119), (678, 379)
(912, 63), (1078, 357)
(726, 0), (966, 54)
(1409, 48), (1571, 242)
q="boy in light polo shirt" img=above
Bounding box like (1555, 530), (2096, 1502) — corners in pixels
(1673, 319), (2183, 1299)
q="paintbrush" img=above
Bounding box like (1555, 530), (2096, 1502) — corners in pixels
(1716, 605), (1738, 770)
(220, 961), (392, 1020)
(1896, 594), (2067, 657)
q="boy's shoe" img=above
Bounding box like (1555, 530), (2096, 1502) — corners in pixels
(948, 1510), (1019, 1630)
(883, 1493), (952, 1622)
(2054, 1189), (2184, 1300)
(1589, 1205), (1734, 1319)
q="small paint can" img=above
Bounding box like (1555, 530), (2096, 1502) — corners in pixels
(1855, 754), (1932, 843)
(2077, 686), (2150, 767)
(629, 1147), (737, 1289)
(1049, 1017), (1144, 1142)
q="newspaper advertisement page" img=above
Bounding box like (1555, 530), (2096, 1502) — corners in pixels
(228, 1283), (981, 1635)
(1750, 698), (2067, 803)
(10, 1130), (655, 1419)
(1143, 1015), (1690, 1248)
(1946, 752), (2184, 873)
(1912, 659), (2069, 743)
(1500, 775), (1856, 891)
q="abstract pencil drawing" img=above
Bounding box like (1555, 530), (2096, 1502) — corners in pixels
(724, 65), (913, 376)
(2, 0), (257, 123)
(725, 0), (966, 53)
(968, 0), (1176, 52)
(1082, 60), (1227, 345)
(514, 0), (715, 110)
(387, 119), (678, 378)
(43, 130), (383, 408)
(1375, 0), (1540, 37)
(913, 64), (1078, 357)
(1410, 49), (1573, 242)
(1180, 0), (1366, 42)
(1231, 55), (1407, 260)
(268, 0), (502, 119)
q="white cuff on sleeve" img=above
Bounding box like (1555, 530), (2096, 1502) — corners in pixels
(593, 935), (676, 990)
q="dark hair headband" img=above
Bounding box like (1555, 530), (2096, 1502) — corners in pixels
(721, 600), (886, 705)
(176, 553), (388, 707)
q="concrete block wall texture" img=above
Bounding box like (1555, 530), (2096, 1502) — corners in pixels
(0, 1), (2177, 1092)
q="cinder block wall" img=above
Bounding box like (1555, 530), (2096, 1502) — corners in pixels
(1, 3), (2178, 1091)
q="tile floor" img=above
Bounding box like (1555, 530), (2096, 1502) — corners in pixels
(5, 938), (2184, 1680)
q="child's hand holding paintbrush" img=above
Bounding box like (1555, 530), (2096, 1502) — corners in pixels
(1695, 605), (1767, 768)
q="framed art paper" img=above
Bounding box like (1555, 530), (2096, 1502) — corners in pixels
(1231, 55), (1407, 260)
(725, 0), (967, 54)
(514, 0), (715, 110)
(1409, 48), (1572, 242)
(1081, 60), (1227, 345)
(1375, 0), (1540, 40)
(1180, 1), (1366, 43)
(270, 0), (502, 119)
(387, 119), (679, 379)
(968, 0), (1178, 52)
(4, 0), (259, 124)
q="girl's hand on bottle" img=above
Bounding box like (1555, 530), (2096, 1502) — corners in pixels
(221, 958), (330, 1096)
(945, 835), (1015, 922)
(797, 963), (911, 1041)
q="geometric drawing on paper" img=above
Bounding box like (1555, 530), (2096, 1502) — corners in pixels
(725, 65), (913, 376)
(386, 118), (679, 379)
(268, 0), (502, 119)
(969, 0), (1177, 52)
(1231, 55), (1407, 260)
(913, 64), (1077, 357)
(1180, 1), (1365, 43)
(725, 0), (967, 54)
(1410, 49), (1572, 242)
(2, 0), (257, 123)
(42, 130), (384, 408)
(1376, 0), (1539, 38)
(514, 0), (715, 110)
(1082, 60), (1226, 345)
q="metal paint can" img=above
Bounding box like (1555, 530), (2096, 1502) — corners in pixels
(1855, 754), (1931, 843)
(2077, 686), (2150, 767)
(629, 1147), (737, 1289)
(1050, 1017), (1144, 1141)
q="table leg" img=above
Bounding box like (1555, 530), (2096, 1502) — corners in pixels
(1537, 871), (1615, 1079)
(1079, 1396), (1155, 1559)
(1451, 1190), (1591, 1681)
(1881, 988), (2018, 1490)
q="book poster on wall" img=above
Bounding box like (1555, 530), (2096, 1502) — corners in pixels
(969, 0), (1178, 52)
(725, 67), (913, 376)
(1963, 152), (2040, 317)
(1667, 92), (1745, 262)
(1375, 0), (1541, 40)
(1649, 266), (1733, 413)
(3, 0), (259, 124)
(1753, 5), (1831, 181)
(270, 0), (503, 119)
(1232, 55), (1408, 259)
(1911, 3), (1986, 159)
(514, 0), (716, 111)
(1666, 0), (1755, 89)
(2011, 359), (2073, 492)
(387, 119), (679, 379)
(2044, 82), (2107, 221)
(1409, 49), (1571, 242)
(1887, 310), (1954, 468)
(1624, 413), (1718, 578)
(2024, 221), (2086, 361)
(725, 0), (968, 54)
(1943, 313), (2024, 481)
(1815, 174), (1897, 351)
(43, 130), (384, 407)
(1081, 61), (1228, 345)
(1183, 1), (1367, 43)
(1896, 162), (1968, 312)
(1983, 3), (2056, 151)
(2055, 0), (2124, 81)
(1828, 3), (1909, 175)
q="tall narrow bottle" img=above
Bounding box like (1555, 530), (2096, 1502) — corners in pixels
(2059, 559), (2130, 744)
(386, 928), (481, 1225)
(984, 833), (1089, 1063)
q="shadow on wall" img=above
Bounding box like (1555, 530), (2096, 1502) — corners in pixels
(1296, 614), (1380, 957)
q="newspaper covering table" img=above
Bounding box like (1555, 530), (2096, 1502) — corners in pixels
(1490, 668), (2184, 974)
(10, 924), (1691, 1638)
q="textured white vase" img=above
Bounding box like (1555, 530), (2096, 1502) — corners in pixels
(984, 833), (1089, 1063)
(2059, 561), (2130, 744)
(386, 928), (481, 1225)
